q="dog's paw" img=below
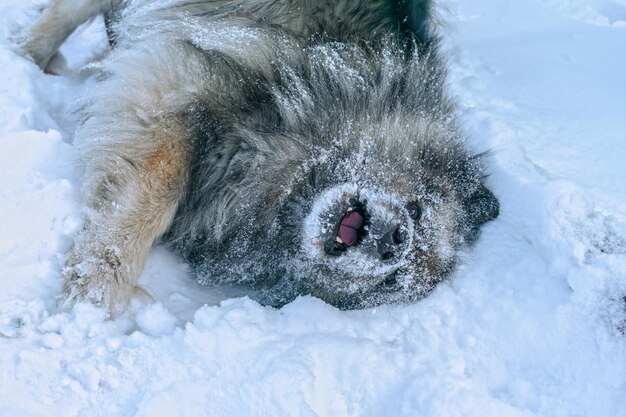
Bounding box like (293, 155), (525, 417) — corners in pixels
(62, 245), (129, 311)
(17, 37), (52, 71)
(21, 42), (69, 75)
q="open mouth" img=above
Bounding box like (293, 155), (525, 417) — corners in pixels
(323, 198), (369, 256)
(302, 184), (413, 277)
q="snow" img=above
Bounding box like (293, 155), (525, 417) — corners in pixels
(1, 0), (626, 416)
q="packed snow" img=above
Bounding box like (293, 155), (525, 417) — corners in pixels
(1, 0), (625, 416)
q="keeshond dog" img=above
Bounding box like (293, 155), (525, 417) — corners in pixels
(20, 0), (498, 311)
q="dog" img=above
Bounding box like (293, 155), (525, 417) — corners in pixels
(19, 0), (499, 311)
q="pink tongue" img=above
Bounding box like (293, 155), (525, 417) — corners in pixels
(337, 212), (364, 247)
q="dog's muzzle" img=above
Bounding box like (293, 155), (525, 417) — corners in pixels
(323, 196), (409, 262)
(304, 185), (413, 276)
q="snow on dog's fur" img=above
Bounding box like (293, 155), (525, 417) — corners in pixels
(19, 0), (498, 311)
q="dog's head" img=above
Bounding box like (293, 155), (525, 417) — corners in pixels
(186, 41), (498, 309)
(260, 115), (499, 309)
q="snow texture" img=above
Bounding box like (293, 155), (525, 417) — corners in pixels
(1, 0), (626, 416)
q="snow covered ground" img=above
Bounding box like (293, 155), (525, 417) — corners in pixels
(1, 0), (625, 416)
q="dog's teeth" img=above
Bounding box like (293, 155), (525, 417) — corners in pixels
(347, 207), (353, 212)
(335, 236), (344, 244)
(363, 225), (369, 231)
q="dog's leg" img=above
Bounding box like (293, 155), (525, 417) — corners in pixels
(62, 41), (209, 312)
(64, 123), (192, 311)
(20, 0), (119, 70)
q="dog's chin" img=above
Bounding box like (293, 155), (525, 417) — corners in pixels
(301, 183), (415, 279)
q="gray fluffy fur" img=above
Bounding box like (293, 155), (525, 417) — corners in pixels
(20, 0), (498, 311)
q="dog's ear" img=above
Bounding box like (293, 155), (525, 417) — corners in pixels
(388, 0), (433, 44)
(465, 185), (499, 227)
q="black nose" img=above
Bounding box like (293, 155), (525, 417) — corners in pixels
(377, 225), (403, 261)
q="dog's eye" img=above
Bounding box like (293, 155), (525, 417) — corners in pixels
(407, 202), (421, 221)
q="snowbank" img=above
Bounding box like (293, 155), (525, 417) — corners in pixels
(1, 0), (625, 416)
